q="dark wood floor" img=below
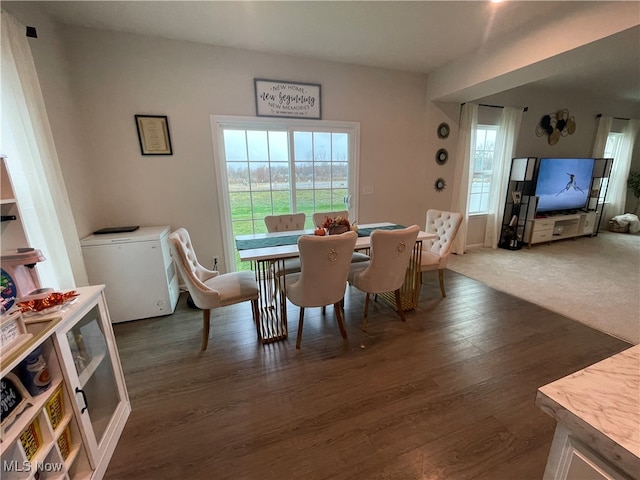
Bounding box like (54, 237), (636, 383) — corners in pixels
(104, 271), (630, 480)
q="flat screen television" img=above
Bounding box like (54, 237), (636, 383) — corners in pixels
(534, 158), (595, 214)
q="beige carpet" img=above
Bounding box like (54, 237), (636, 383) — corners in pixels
(447, 230), (640, 345)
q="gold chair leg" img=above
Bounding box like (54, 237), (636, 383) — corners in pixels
(201, 309), (211, 351)
(296, 307), (305, 349)
(362, 293), (370, 332)
(394, 289), (406, 321)
(335, 301), (348, 339)
(251, 299), (261, 340)
(438, 269), (446, 297)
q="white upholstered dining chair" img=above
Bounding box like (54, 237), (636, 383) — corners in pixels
(264, 213), (307, 275)
(264, 213), (306, 232)
(311, 210), (368, 315)
(313, 210), (369, 262)
(420, 209), (463, 297)
(284, 231), (357, 349)
(169, 228), (260, 350)
(348, 225), (420, 331)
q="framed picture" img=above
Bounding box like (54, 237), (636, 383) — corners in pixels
(512, 191), (522, 204)
(254, 79), (321, 119)
(135, 115), (173, 155)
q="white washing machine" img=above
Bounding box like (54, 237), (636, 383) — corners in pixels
(80, 226), (179, 323)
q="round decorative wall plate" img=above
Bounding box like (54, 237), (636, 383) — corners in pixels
(435, 148), (448, 165)
(437, 122), (450, 139)
(434, 177), (446, 192)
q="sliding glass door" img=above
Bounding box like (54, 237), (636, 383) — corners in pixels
(211, 116), (359, 270)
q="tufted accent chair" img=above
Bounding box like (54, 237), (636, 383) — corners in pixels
(348, 225), (420, 331)
(420, 209), (463, 297)
(264, 213), (306, 232)
(264, 214), (307, 276)
(285, 231), (357, 349)
(313, 210), (369, 265)
(168, 228), (259, 350)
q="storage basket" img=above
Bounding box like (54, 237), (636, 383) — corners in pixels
(609, 220), (629, 233)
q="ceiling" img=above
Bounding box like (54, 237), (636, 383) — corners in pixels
(15, 1), (640, 103)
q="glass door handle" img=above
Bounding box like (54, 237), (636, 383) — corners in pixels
(75, 386), (89, 414)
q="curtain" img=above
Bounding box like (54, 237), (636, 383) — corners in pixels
(1, 11), (85, 289)
(606, 119), (640, 218)
(483, 106), (523, 248)
(592, 116), (613, 157)
(450, 103), (477, 255)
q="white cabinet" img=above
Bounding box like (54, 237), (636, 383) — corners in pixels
(537, 346), (639, 480)
(581, 211), (598, 236)
(1, 286), (130, 480)
(1, 319), (89, 480)
(542, 425), (632, 480)
(527, 213), (592, 247)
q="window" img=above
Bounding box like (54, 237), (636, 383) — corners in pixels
(604, 132), (622, 158)
(212, 116), (359, 270)
(468, 125), (498, 214)
(600, 132), (622, 202)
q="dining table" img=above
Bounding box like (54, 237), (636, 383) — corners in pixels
(236, 222), (436, 343)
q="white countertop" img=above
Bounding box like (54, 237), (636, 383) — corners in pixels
(536, 344), (640, 476)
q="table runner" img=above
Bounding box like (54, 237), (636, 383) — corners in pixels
(235, 224), (406, 251)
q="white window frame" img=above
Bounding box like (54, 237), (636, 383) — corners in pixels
(210, 115), (360, 271)
(601, 131), (623, 204)
(468, 124), (499, 215)
(604, 132), (622, 158)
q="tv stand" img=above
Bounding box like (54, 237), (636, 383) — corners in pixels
(526, 212), (597, 247)
(501, 157), (612, 250)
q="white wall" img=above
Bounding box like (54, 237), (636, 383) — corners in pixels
(480, 87), (639, 159)
(427, 2), (640, 103)
(6, 5), (446, 274)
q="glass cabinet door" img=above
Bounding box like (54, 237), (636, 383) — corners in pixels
(61, 303), (126, 464)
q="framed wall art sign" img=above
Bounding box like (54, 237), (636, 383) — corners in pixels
(135, 115), (173, 155)
(254, 79), (321, 119)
